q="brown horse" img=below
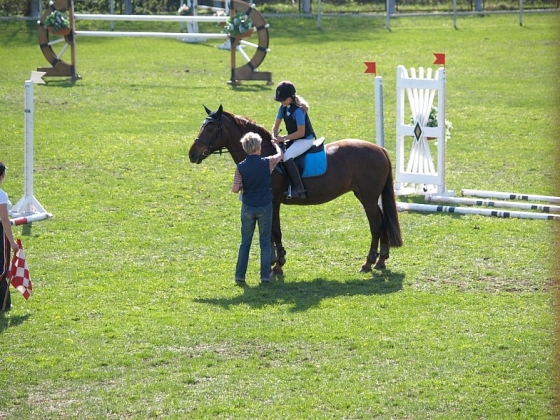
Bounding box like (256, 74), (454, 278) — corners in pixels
(188, 105), (403, 274)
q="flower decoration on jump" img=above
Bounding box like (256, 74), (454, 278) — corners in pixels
(43, 8), (70, 32)
(178, 4), (191, 16)
(223, 11), (253, 37)
(410, 106), (453, 142)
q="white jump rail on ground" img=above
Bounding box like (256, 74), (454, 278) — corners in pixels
(427, 194), (560, 213)
(461, 189), (560, 205)
(397, 202), (560, 221)
(403, 191), (560, 221)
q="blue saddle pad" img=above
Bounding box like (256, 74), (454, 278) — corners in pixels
(276, 138), (327, 178)
(301, 147), (327, 178)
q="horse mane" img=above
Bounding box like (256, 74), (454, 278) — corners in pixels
(223, 111), (274, 153)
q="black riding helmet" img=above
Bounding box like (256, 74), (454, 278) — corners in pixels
(274, 81), (296, 102)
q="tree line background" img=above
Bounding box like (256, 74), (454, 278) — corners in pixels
(1, 0), (558, 19)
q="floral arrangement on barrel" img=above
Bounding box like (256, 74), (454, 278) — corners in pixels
(222, 11), (253, 38)
(43, 8), (71, 35)
(411, 106), (453, 142)
(177, 4), (191, 16)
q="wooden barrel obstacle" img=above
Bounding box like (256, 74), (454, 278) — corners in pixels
(374, 64), (560, 221)
(37, 0), (78, 79)
(37, 0), (272, 84)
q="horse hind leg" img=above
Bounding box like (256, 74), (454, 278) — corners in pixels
(357, 193), (384, 273)
(374, 219), (390, 270)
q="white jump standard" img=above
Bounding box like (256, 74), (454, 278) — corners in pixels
(9, 75), (52, 224)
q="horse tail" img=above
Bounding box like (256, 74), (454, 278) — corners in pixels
(380, 149), (403, 248)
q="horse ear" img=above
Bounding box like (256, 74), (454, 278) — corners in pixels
(216, 105), (223, 118)
(203, 105), (212, 115)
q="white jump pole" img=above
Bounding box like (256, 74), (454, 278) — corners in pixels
(374, 76), (384, 148)
(461, 189), (560, 205)
(10, 73), (52, 222)
(75, 14), (228, 22)
(75, 31), (226, 39)
(397, 202), (560, 221)
(426, 195), (560, 213)
(74, 13), (229, 41)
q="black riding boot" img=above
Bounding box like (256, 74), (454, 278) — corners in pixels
(284, 158), (307, 199)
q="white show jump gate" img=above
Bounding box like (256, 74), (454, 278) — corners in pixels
(375, 63), (560, 221)
(394, 65), (451, 197)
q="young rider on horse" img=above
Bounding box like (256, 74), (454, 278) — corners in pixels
(271, 81), (316, 199)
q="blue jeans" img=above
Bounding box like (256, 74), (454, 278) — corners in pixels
(235, 202), (273, 281)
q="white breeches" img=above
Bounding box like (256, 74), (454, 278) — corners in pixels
(283, 138), (314, 161)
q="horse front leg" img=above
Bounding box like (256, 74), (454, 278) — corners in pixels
(271, 202), (285, 275)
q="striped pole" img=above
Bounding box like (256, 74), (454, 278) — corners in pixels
(10, 212), (52, 226)
(461, 189), (560, 205)
(426, 195), (560, 213)
(397, 202), (560, 221)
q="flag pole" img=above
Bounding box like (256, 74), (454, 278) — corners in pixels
(1, 278), (9, 310)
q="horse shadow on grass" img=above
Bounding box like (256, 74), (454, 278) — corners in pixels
(194, 270), (404, 312)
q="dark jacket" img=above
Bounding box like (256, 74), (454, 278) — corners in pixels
(237, 155), (273, 207)
(282, 104), (316, 139)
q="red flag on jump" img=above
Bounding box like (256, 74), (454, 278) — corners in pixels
(364, 62), (377, 75)
(9, 239), (32, 300)
(433, 53), (446, 66)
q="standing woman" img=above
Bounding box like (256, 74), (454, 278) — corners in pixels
(271, 81), (316, 199)
(0, 162), (20, 311)
(232, 133), (283, 284)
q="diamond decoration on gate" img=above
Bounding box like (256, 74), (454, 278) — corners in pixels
(414, 122), (423, 142)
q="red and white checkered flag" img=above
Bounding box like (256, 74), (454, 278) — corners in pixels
(8, 239), (32, 300)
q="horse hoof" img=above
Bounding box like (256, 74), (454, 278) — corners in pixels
(360, 265), (372, 273)
(374, 263), (386, 270)
(272, 265), (284, 275)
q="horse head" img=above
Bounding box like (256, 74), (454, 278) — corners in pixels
(189, 105), (226, 164)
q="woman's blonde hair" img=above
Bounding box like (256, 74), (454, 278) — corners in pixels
(240, 132), (262, 155)
(294, 95), (309, 113)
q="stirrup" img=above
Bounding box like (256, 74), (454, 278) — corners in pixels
(285, 185), (293, 199)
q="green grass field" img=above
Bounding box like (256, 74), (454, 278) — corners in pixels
(0, 12), (558, 419)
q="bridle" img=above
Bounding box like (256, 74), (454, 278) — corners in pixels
(194, 115), (226, 158)
(193, 113), (276, 159)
